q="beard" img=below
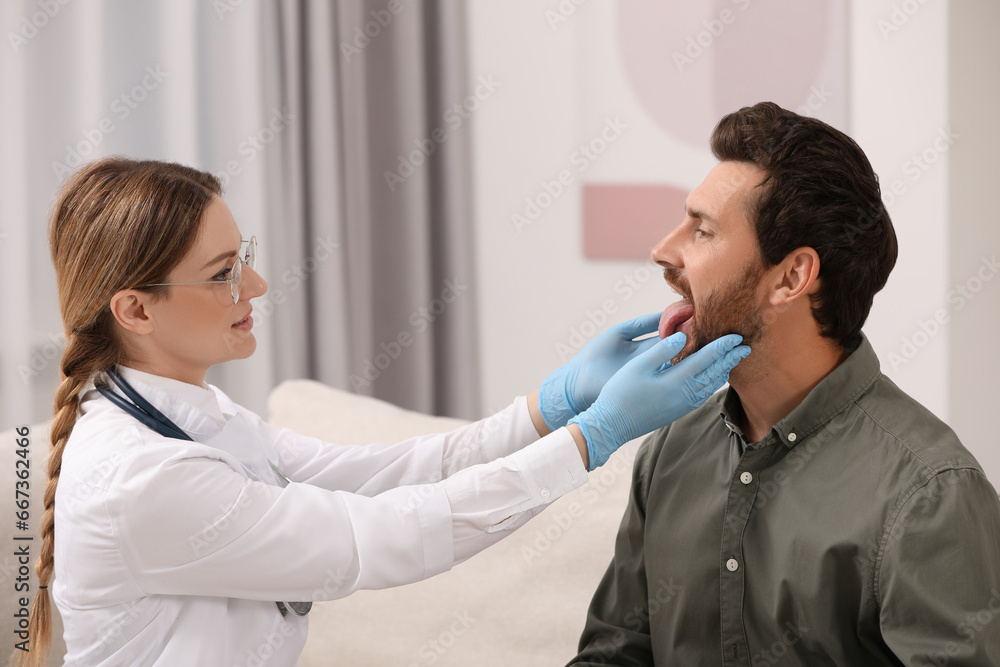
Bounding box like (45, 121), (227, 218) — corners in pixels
(664, 261), (767, 364)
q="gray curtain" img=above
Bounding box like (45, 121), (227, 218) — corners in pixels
(263, 0), (481, 419)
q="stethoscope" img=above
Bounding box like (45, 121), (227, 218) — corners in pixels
(96, 366), (313, 617)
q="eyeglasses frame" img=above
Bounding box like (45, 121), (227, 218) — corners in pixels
(138, 236), (257, 305)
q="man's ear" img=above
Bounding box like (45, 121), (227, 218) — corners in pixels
(767, 247), (820, 307)
(109, 289), (155, 335)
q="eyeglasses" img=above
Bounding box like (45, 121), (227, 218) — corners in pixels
(139, 236), (257, 305)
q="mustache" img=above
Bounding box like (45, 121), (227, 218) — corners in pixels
(662, 267), (692, 300)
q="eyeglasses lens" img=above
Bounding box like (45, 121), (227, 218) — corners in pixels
(245, 237), (257, 270)
(231, 258), (242, 304)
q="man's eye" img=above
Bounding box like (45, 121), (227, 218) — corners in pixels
(213, 267), (232, 281)
(695, 228), (711, 238)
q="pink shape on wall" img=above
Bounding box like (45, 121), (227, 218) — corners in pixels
(583, 184), (689, 260)
(615, 0), (843, 148)
(582, 0), (847, 260)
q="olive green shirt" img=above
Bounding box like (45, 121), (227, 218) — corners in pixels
(570, 334), (1000, 666)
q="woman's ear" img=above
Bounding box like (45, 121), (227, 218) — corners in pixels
(109, 290), (155, 335)
(768, 247), (821, 307)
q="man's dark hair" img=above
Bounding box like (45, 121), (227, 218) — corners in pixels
(710, 101), (898, 348)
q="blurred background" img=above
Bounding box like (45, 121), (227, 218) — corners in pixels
(1, 0), (998, 484)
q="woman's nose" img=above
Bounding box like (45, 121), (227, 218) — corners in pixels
(241, 264), (268, 301)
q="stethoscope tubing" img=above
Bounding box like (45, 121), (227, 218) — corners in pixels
(93, 365), (312, 617)
(98, 367), (194, 441)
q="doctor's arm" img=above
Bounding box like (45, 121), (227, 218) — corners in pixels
(107, 334), (747, 601)
(107, 428), (587, 603)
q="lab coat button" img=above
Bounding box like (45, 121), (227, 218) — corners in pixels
(540, 488), (551, 499)
(740, 472), (753, 485)
(726, 558), (739, 572)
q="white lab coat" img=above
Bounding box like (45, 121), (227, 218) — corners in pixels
(53, 366), (589, 666)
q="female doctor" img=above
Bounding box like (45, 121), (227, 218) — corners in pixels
(19, 157), (748, 666)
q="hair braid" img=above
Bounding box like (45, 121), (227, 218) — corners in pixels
(12, 328), (118, 667)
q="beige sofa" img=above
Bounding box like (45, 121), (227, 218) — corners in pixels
(0, 380), (639, 666)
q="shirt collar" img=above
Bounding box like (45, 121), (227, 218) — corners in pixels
(718, 333), (882, 449)
(103, 366), (234, 436)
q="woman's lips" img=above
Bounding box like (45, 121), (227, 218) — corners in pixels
(232, 313), (253, 331)
(658, 300), (694, 339)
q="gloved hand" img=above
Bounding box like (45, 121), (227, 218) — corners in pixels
(538, 313), (663, 431)
(569, 332), (750, 470)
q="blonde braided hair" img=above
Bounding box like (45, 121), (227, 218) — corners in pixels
(12, 157), (221, 666)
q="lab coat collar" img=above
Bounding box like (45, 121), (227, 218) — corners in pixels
(92, 365), (234, 438)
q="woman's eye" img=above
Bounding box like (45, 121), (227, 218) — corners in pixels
(213, 267), (232, 281)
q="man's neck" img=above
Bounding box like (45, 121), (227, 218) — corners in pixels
(730, 333), (848, 444)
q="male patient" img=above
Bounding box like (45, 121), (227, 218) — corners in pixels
(569, 102), (1000, 666)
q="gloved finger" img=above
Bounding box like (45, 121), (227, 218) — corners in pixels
(683, 345), (752, 404)
(672, 334), (745, 377)
(613, 312), (663, 341)
(633, 332), (687, 370)
(627, 335), (660, 358)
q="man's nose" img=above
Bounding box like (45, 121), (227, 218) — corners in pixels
(651, 225), (684, 270)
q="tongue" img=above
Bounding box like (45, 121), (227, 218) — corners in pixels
(659, 301), (694, 339)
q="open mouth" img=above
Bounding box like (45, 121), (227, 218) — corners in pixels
(658, 299), (694, 339)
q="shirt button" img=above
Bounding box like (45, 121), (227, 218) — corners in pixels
(540, 488), (551, 499)
(726, 558), (739, 572)
(740, 472), (753, 485)
(787, 432), (797, 442)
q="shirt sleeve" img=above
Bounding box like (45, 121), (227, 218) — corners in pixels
(261, 396), (542, 496)
(878, 467), (1000, 666)
(568, 433), (659, 666)
(106, 425), (587, 603)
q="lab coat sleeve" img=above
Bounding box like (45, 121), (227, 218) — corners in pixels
(106, 427), (588, 602)
(262, 396), (543, 497)
(446, 424), (590, 563)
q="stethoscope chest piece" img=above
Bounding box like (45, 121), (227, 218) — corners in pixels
(277, 600), (313, 616)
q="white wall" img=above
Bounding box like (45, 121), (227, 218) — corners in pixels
(468, 1), (677, 417)
(948, 0), (1000, 484)
(848, 0), (950, 414)
(468, 1), (998, 485)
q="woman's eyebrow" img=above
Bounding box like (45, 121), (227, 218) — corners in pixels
(200, 249), (238, 270)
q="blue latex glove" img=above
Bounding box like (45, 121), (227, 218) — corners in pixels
(538, 313), (663, 431)
(569, 332), (750, 470)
